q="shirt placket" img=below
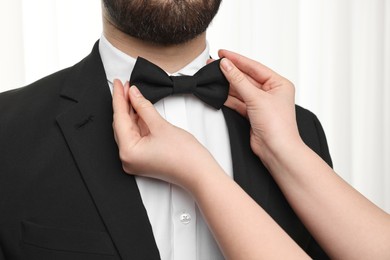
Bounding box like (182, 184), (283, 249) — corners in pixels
(163, 96), (197, 260)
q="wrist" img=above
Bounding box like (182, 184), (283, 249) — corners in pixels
(258, 136), (307, 174)
(185, 158), (228, 198)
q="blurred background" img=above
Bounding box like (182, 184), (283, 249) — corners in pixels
(1, 0), (389, 212)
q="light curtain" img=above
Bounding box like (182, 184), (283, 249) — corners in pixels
(1, 0), (389, 212)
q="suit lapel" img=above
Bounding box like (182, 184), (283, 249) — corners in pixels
(222, 106), (313, 247)
(56, 42), (160, 260)
(222, 106), (272, 209)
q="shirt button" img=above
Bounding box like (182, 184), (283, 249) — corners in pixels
(179, 212), (192, 225)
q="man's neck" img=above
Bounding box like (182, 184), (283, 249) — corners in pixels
(103, 17), (207, 74)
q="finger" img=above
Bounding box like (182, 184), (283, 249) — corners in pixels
(123, 81), (138, 120)
(228, 85), (241, 100)
(112, 79), (128, 114)
(128, 85), (165, 131)
(247, 75), (263, 89)
(112, 79), (140, 147)
(219, 49), (280, 85)
(227, 76), (261, 102)
(137, 117), (150, 137)
(207, 58), (215, 65)
(220, 58), (262, 103)
(224, 95), (248, 119)
(123, 81), (130, 100)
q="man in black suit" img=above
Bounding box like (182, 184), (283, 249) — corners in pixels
(0, 0), (332, 259)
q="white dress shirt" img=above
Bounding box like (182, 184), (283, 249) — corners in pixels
(99, 35), (233, 260)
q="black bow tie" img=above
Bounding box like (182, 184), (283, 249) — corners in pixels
(130, 57), (229, 109)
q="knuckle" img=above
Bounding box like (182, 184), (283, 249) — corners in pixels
(119, 147), (133, 165)
(282, 78), (295, 92)
(121, 163), (132, 174)
(120, 149), (143, 176)
(230, 68), (246, 85)
(138, 99), (151, 108)
(118, 149), (129, 164)
(135, 99), (153, 112)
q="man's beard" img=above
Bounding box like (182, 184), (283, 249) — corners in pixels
(102, 0), (222, 45)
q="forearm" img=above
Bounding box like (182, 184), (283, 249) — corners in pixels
(187, 161), (309, 260)
(265, 139), (390, 259)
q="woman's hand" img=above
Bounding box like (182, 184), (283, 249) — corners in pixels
(219, 51), (390, 260)
(112, 79), (217, 190)
(112, 81), (311, 260)
(219, 50), (302, 162)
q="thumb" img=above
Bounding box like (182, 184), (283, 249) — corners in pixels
(128, 85), (164, 131)
(220, 58), (262, 103)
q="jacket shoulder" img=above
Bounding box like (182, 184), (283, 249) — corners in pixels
(0, 40), (100, 110)
(295, 105), (333, 167)
(0, 67), (73, 109)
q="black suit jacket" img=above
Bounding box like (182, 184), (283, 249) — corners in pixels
(0, 41), (332, 259)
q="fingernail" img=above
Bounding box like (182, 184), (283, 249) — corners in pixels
(124, 81), (130, 88)
(130, 85), (142, 97)
(221, 58), (233, 72)
(113, 79), (120, 85)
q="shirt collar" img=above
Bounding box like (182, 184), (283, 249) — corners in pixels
(99, 34), (210, 86)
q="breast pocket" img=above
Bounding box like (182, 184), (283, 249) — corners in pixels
(21, 220), (117, 260)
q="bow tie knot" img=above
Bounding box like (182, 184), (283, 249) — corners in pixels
(130, 57), (229, 109)
(171, 76), (197, 95)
